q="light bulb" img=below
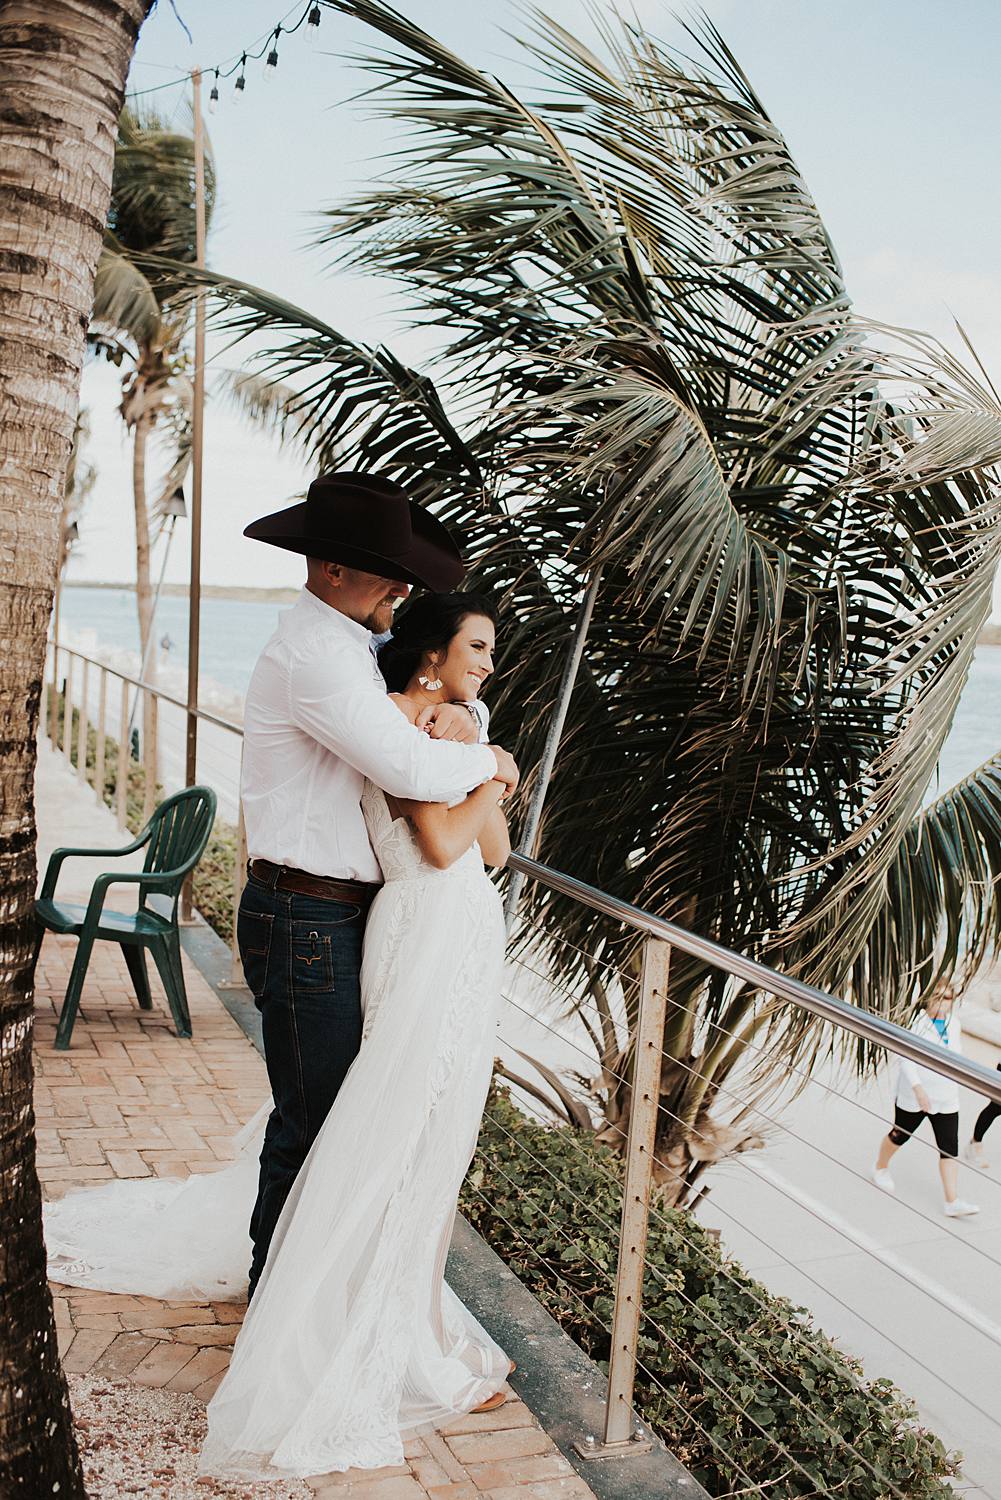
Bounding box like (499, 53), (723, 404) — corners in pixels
(305, 5), (321, 42)
(233, 55), (247, 104)
(208, 72), (219, 114)
(264, 28), (280, 78)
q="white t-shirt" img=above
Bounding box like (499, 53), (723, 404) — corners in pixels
(896, 1011), (962, 1114)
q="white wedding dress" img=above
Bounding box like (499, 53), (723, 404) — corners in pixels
(44, 782), (510, 1479)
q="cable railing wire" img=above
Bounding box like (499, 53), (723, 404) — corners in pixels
(462, 1180), (765, 1496)
(472, 1152), (868, 1500)
(490, 1089), (1001, 1437)
(517, 934), (1001, 1180)
(478, 1139), (917, 1500)
(480, 1104), (972, 1483)
(497, 998), (1001, 1340)
(501, 976), (1001, 1268)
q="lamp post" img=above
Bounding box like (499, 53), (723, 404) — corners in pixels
(183, 67), (207, 921)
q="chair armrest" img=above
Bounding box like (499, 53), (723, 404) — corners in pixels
(82, 869), (178, 927)
(39, 833), (151, 900)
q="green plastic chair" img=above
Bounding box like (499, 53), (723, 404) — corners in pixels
(33, 786), (217, 1050)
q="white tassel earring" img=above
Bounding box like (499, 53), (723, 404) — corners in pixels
(418, 656), (443, 692)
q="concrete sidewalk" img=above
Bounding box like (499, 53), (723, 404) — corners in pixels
(34, 741), (596, 1500)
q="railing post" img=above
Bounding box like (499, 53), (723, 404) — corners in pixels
(142, 692), (158, 825)
(94, 667), (107, 807)
(218, 786), (249, 990)
(76, 657), (89, 784)
(577, 935), (670, 1460)
(116, 683), (129, 831)
(49, 642), (60, 748)
(62, 653), (74, 762)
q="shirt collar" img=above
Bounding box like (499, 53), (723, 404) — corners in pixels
(297, 586), (373, 649)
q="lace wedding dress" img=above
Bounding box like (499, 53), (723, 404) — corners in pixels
(44, 782), (510, 1478)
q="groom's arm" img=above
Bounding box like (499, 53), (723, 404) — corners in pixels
(290, 651), (498, 803)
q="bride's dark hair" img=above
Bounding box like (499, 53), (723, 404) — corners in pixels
(378, 592), (498, 693)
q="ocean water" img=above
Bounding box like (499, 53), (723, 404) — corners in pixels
(57, 585), (999, 789)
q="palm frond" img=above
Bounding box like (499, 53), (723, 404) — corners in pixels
(91, 246), (161, 349)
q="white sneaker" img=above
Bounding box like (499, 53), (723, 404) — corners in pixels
(871, 1165), (895, 1193)
(943, 1199), (980, 1218)
(963, 1141), (990, 1169)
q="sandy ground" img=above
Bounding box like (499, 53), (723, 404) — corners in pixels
(69, 1375), (310, 1499)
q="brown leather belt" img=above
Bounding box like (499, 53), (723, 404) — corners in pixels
(247, 859), (380, 905)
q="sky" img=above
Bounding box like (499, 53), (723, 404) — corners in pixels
(71, 0), (1001, 612)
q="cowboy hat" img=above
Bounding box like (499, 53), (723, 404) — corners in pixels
(244, 471), (465, 591)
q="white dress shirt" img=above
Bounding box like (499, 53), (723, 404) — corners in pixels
(241, 589), (497, 882)
(896, 1011), (962, 1114)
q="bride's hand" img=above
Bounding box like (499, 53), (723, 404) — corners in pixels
(417, 702), (479, 743)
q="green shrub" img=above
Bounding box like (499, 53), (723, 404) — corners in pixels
(462, 1089), (958, 1498)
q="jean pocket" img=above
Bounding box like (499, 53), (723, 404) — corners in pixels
(238, 909), (274, 1003)
(290, 921), (336, 993)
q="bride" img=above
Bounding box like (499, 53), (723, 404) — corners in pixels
(44, 592), (516, 1480)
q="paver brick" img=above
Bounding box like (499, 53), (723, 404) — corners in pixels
(482, 1482), (594, 1500)
(131, 1340), (198, 1389)
(310, 1479), (425, 1499)
(164, 1345), (232, 1394)
(62, 1327), (118, 1374)
(92, 1332), (159, 1378)
(445, 1430), (554, 1466)
(440, 1402), (536, 1435)
(465, 1453), (575, 1489)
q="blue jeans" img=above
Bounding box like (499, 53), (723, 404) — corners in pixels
(238, 869), (370, 1297)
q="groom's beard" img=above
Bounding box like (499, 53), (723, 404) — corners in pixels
(363, 598), (399, 634)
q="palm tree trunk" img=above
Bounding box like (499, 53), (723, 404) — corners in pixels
(0, 1), (153, 1491)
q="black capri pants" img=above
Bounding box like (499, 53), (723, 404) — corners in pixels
(889, 1104), (959, 1159)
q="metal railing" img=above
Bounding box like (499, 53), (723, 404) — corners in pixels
(505, 849), (1001, 1470)
(45, 636), (1001, 1492)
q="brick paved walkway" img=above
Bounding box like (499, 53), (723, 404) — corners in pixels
(35, 742), (594, 1499)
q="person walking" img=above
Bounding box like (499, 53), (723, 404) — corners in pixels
(965, 1061), (1001, 1168)
(871, 986), (980, 1217)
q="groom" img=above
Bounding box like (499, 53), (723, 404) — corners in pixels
(238, 471), (519, 1296)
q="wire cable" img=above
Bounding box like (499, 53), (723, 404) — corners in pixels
(486, 1092), (1001, 1437)
(517, 936), (1001, 1180)
(471, 1155), (860, 1500)
(497, 999), (1001, 1331)
(461, 1181), (763, 1495)
(500, 982), (1001, 1268)
(480, 1109), (958, 1499)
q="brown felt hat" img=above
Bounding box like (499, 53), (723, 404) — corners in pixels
(244, 471), (465, 591)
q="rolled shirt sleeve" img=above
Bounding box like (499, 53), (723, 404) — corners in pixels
(290, 653), (497, 803)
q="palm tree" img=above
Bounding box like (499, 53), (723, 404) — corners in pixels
(151, 0), (1001, 1205)
(90, 104), (216, 681)
(0, 3), (154, 1489)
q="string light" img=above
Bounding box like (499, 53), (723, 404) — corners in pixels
(124, 1), (321, 108)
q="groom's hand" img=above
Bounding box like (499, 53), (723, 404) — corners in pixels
(490, 745), (520, 798)
(417, 702), (480, 743)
